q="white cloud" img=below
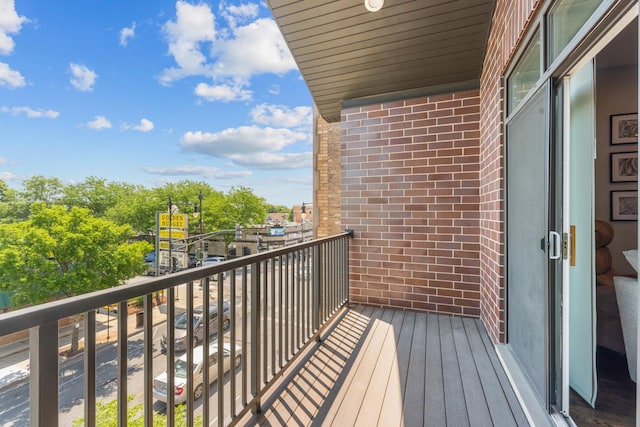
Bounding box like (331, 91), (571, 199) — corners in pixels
(86, 115), (112, 130)
(227, 152), (312, 169)
(69, 63), (97, 92)
(1, 106), (59, 118)
(0, 61), (24, 87)
(142, 165), (251, 179)
(211, 18), (296, 79)
(0, 0), (27, 55)
(180, 125), (310, 170)
(0, 171), (17, 181)
(159, 3), (297, 101)
(119, 21), (136, 46)
(159, 1), (216, 85)
(180, 125), (307, 157)
(251, 104), (312, 129)
(220, 2), (259, 29)
(123, 118), (154, 132)
(194, 82), (251, 102)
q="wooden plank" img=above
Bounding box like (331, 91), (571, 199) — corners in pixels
(327, 308), (395, 426)
(424, 314), (446, 426)
(476, 319), (530, 426)
(377, 310), (416, 426)
(401, 312), (428, 426)
(440, 316), (471, 426)
(375, 309), (408, 427)
(462, 317), (519, 426)
(355, 309), (406, 427)
(314, 307), (386, 425)
(256, 306), (374, 426)
(451, 316), (493, 426)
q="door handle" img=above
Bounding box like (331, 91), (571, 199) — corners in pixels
(549, 231), (561, 260)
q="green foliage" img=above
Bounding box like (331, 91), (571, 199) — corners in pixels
(0, 176), (277, 237)
(0, 203), (151, 307)
(72, 395), (202, 427)
(22, 175), (64, 205)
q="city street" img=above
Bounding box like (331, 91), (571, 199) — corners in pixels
(0, 260), (307, 425)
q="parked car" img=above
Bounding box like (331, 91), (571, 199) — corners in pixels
(153, 342), (242, 405)
(160, 303), (231, 353)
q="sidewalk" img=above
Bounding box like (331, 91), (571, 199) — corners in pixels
(0, 281), (216, 392)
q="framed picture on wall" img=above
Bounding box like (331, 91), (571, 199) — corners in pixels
(611, 113), (638, 144)
(611, 151), (638, 182)
(611, 190), (638, 221)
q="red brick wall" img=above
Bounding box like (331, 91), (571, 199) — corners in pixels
(341, 91), (481, 317)
(479, 0), (542, 343)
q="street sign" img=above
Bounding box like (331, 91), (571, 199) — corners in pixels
(158, 250), (188, 269)
(159, 229), (186, 239)
(159, 213), (188, 229)
(159, 241), (170, 250)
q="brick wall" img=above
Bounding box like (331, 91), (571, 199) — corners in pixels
(314, 108), (343, 238)
(479, 0), (541, 343)
(341, 91), (482, 316)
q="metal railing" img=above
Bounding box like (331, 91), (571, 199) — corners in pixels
(0, 232), (351, 427)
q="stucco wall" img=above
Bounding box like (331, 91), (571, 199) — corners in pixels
(340, 92), (482, 316)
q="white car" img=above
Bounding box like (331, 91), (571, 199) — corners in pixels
(153, 342), (242, 405)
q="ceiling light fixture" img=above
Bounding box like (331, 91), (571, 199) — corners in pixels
(364, 0), (384, 12)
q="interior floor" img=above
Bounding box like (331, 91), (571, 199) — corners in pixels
(570, 346), (635, 426)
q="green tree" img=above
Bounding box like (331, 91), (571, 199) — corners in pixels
(21, 175), (64, 205)
(0, 203), (151, 351)
(62, 177), (134, 217)
(0, 179), (27, 223)
(212, 186), (267, 230)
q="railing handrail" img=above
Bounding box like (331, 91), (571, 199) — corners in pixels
(0, 232), (349, 337)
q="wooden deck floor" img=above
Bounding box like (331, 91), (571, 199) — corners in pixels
(241, 305), (529, 427)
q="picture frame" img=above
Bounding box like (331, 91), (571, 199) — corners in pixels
(611, 113), (638, 145)
(611, 190), (638, 221)
(610, 151), (638, 182)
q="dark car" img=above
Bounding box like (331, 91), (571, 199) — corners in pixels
(160, 302), (231, 353)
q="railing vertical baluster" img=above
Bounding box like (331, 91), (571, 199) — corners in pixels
(313, 244), (321, 336)
(302, 248), (307, 340)
(250, 261), (261, 412)
(218, 275), (224, 427)
(278, 255), (283, 369)
(186, 282), (194, 427)
(29, 321), (58, 427)
(167, 287), (175, 426)
(143, 294), (153, 427)
(284, 254), (289, 362)
(84, 310), (96, 427)
(242, 266), (248, 406)
(345, 235), (350, 305)
(262, 261), (268, 383)
(117, 300), (128, 427)
(202, 277), (210, 425)
(296, 250), (304, 351)
(230, 269), (237, 419)
(270, 258), (276, 377)
(333, 240), (337, 313)
(292, 252), (297, 353)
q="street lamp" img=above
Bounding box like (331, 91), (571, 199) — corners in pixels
(193, 190), (204, 262)
(301, 202), (307, 242)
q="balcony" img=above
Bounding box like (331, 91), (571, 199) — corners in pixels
(0, 232), (527, 426)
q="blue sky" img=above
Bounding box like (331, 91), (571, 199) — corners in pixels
(0, 0), (313, 208)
